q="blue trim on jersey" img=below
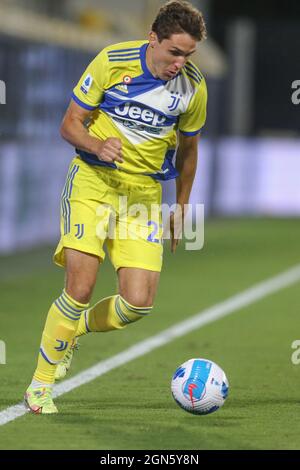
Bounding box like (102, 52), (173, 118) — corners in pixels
(186, 61), (203, 80)
(77, 149), (117, 169)
(140, 43), (167, 84)
(146, 149), (178, 181)
(185, 62), (203, 81)
(108, 52), (140, 58)
(71, 92), (98, 110)
(107, 47), (141, 62)
(185, 70), (201, 84)
(77, 149), (178, 181)
(179, 128), (202, 136)
(108, 53), (140, 58)
(109, 56), (140, 62)
(139, 43), (180, 84)
(108, 77), (167, 100)
(107, 47), (141, 54)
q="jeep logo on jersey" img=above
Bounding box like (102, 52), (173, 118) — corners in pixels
(114, 102), (166, 126)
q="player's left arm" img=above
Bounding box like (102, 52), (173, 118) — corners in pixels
(176, 132), (199, 209)
(170, 132), (199, 253)
(170, 76), (207, 253)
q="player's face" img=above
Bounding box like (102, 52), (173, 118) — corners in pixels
(148, 32), (197, 80)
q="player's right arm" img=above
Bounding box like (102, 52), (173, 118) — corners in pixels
(60, 48), (123, 164)
(60, 100), (123, 163)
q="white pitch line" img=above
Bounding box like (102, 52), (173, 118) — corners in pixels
(1, 263), (300, 426)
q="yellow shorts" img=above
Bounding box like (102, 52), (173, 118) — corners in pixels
(54, 156), (163, 272)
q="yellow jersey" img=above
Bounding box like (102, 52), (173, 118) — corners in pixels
(72, 40), (207, 180)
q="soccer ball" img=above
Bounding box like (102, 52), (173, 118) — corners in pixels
(171, 358), (229, 415)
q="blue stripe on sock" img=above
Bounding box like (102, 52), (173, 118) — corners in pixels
(119, 297), (152, 316)
(60, 293), (83, 314)
(62, 290), (88, 310)
(39, 347), (61, 365)
(115, 297), (131, 324)
(62, 291), (85, 311)
(84, 310), (91, 333)
(56, 298), (81, 318)
(54, 300), (81, 321)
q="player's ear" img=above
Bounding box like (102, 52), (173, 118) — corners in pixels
(148, 31), (158, 48)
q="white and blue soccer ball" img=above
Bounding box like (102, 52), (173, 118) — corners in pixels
(171, 358), (229, 415)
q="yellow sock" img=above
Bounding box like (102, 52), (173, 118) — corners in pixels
(76, 294), (152, 335)
(33, 290), (89, 384)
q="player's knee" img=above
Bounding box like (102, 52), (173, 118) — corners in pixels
(65, 284), (93, 304)
(65, 249), (98, 303)
(119, 291), (153, 309)
(116, 295), (153, 326)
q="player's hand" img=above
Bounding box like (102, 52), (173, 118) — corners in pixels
(95, 138), (123, 163)
(169, 208), (184, 253)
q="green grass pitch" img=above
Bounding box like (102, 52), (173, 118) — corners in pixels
(0, 218), (300, 450)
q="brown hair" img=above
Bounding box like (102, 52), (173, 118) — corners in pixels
(151, 1), (207, 42)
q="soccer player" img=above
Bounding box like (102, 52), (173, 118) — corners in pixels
(24, 0), (207, 414)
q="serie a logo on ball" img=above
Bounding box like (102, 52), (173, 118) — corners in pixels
(171, 358), (229, 415)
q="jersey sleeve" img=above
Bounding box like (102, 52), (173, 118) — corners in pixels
(72, 50), (109, 111)
(178, 77), (207, 136)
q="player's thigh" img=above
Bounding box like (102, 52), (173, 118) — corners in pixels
(65, 248), (100, 303)
(107, 233), (163, 282)
(107, 201), (163, 306)
(54, 157), (114, 271)
(118, 267), (160, 307)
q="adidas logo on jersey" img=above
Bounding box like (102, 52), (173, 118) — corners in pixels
(115, 84), (128, 93)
